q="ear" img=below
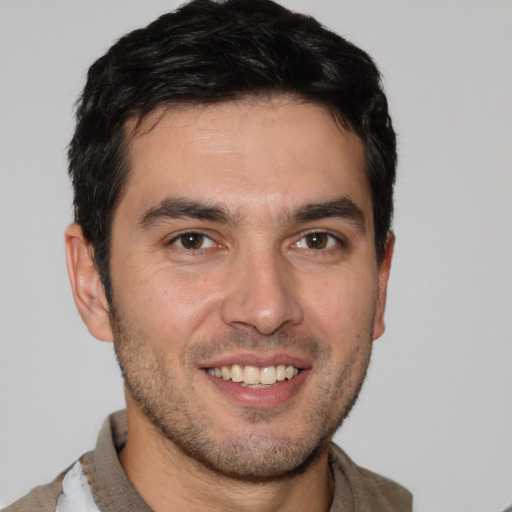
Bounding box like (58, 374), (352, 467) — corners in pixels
(65, 224), (113, 342)
(372, 233), (395, 341)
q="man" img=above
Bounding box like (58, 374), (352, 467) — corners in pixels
(4, 0), (412, 510)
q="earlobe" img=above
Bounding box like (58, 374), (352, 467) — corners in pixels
(65, 224), (114, 342)
(372, 233), (395, 341)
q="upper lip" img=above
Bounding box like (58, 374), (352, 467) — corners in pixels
(198, 351), (313, 370)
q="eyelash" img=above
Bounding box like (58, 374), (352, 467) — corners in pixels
(167, 231), (218, 251)
(292, 231), (347, 252)
(166, 230), (346, 253)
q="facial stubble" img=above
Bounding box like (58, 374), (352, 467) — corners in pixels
(110, 306), (373, 482)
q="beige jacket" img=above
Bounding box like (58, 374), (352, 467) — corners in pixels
(4, 410), (412, 512)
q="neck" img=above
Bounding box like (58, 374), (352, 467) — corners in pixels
(119, 403), (334, 512)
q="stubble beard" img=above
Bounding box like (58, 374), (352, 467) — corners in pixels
(110, 306), (373, 483)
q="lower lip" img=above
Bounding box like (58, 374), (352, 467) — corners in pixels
(202, 370), (309, 408)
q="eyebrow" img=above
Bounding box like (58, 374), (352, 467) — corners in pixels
(290, 197), (366, 233)
(138, 197), (235, 229)
(138, 195), (366, 233)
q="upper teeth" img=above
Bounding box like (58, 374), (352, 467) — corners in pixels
(207, 364), (299, 386)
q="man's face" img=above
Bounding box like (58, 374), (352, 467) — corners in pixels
(107, 96), (392, 480)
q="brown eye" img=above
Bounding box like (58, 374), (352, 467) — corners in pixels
(180, 233), (204, 249)
(305, 232), (329, 249)
(294, 232), (340, 251)
(171, 232), (216, 250)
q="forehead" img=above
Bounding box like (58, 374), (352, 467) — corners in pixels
(119, 96), (370, 223)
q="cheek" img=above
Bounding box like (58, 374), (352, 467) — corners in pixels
(115, 269), (223, 347)
(300, 268), (378, 344)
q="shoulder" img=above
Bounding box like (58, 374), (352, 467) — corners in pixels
(329, 443), (413, 512)
(1, 469), (67, 512)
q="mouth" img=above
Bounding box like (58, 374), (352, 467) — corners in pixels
(205, 364), (301, 388)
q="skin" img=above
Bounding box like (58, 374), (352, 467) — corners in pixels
(66, 96), (394, 512)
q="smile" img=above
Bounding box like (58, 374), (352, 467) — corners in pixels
(206, 364), (300, 387)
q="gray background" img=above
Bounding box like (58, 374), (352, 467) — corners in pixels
(1, 1), (511, 510)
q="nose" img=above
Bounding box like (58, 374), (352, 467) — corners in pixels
(220, 247), (303, 335)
